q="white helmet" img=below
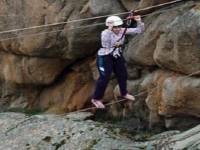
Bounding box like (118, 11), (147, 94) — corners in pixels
(105, 16), (123, 27)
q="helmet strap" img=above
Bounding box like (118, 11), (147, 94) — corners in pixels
(108, 25), (113, 30)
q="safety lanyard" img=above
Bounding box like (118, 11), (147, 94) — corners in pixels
(112, 11), (134, 51)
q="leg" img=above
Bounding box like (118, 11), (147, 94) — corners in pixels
(113, 56), (128, 96)
(113, 56), (135, 101)
(93, 55), (113, 100)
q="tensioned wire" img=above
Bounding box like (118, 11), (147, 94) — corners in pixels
(0, 0), (188, 42)
(4, 69), (199, 135)
(3, 69), (200, 133)
(0, 16), (155, 42)
(53, 69), (200, 116)
(0, 8), (168, 42)
(0, 6), (176, 42)
(0, 0), (187, 36)
(0, 11), (131, 35)
(0, 13), (156, 42)
(0, 17), (136, 42)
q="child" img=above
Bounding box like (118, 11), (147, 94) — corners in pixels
(92, 15), (145, 108)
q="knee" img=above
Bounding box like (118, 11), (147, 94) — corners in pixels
(117, 71), (127, 80)
(97, 75), (110, 84)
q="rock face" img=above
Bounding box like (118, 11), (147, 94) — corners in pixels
(139, 0), (175, 8)
(0, 0), (199, 130)
(0, 0), (102, 86)
(90, 0), (126, 16)
(0, 0), (98, 59)
(153, 4), (200, 75)
(0, 51), (67, 85)
(38, 58), (95, 113)
(125, 1), (200, 73)
(120, 0), (140, 10)
(123, 1), (200, 127)
(0, 0), (128, 113)
(0, 0), (102, 110)
(141, 70), (200, 128)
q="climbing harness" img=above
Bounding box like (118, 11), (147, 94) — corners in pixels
(111, 11), (134, 58)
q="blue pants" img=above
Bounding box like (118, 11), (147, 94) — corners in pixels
(93, 54), (128, 100)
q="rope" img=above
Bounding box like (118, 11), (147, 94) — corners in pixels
(0, 6), (176, 42)
(0, 0), (189, 35)
(134, 0), (186, 13)
(0, 18), (131, 42)
(59, 91), (148, 117)
(57, 70), (200, 117)
(0, 15), (16, 17)
(0, 22), (106, 42)
(0, 12), (130, 35)
(4, 70), (199, 135)
(0, 0), (196, 115)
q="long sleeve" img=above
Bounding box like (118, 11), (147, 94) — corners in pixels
(98, 29), (114, 55)
(125, 21), (145, 35)
(101, 30), (112, 48)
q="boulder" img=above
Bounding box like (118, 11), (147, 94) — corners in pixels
(120, 0), (140, 11)
(141, 70), (200, 128)
(0, 112), (140, 150)
(38, 59), (95, 113)
(0, 0), (99, 61)
(0, 112), (200, 149)
(0, 51), (67, 85)
(125, 1), (199, 76)
(0, 81), (40, 109)
(139, 0), (175, 8)
(90, 0), (126, 16)
(154, 3), (200, 75)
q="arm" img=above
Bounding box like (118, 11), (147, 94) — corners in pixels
(101, 29), (112, 49)
(126, 21), (145, 35)
(125, 15), (145, 35)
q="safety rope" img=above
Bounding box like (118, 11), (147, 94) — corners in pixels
(58, 70), (200, 116)
(0, 22), (106, 41)
(4, 70), (200, 135)
(0, 12), (130, 35)
(134, 0), (188, 13)
(0, 18), (131, 42)
(0, 3), (187, 42)
(0, 0), (190, 36)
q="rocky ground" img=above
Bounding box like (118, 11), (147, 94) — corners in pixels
(0, 112), (199, 150)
